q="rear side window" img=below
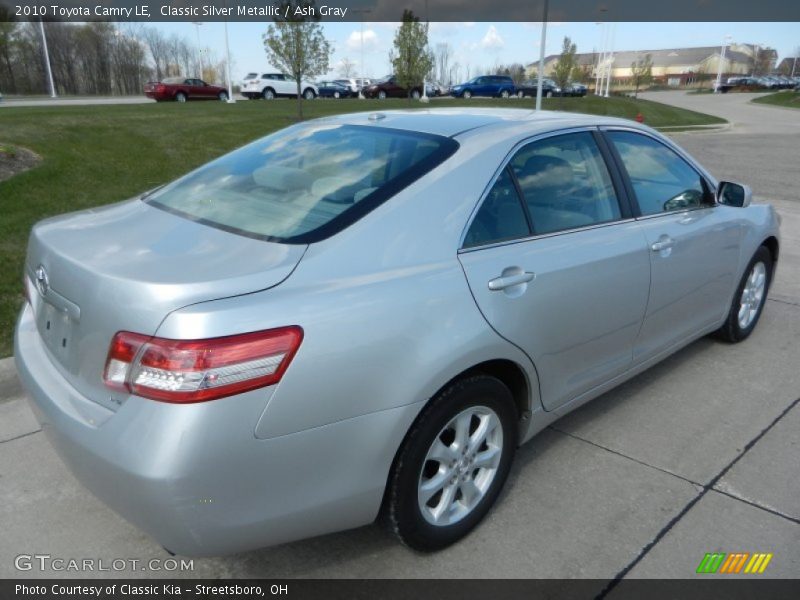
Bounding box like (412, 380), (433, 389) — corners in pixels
(607, 131), (713, 216)
(147, 124), (458, 243)
(464, 169), (530, 248)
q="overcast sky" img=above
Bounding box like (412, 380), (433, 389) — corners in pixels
(151, 21), (800, 82)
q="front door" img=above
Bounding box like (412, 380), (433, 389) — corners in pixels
(603, 129), (742, 362)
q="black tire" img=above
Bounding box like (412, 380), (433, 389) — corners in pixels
(715, 246), (772, 343)
(303, 88), (316, 100)
(384, 374), (518, 551)
(262, 87), (275, 100)
(175, 92), (187, 103)
(218, 91), (228, 102)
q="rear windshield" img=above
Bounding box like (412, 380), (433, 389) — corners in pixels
(146, 123), (458, 243)
(244, 72), (258, 79)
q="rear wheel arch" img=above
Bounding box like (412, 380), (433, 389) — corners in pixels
(381, 358), (531, 488)
(762, 236), (779, 269)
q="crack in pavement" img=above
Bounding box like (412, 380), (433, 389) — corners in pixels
(0, 429), (41, 445)
(711, 486), (800, 527)
(548, 425), (703, 489)
(593, 395), (800, 598)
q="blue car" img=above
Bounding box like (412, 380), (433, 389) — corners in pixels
(316, 81), (354, 99)
(450, 75), (516, 99)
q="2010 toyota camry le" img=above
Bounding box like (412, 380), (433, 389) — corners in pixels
(15, 108), (780, 556)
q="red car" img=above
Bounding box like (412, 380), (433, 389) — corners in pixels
(144, 77), (229, 103)
(363, 75), (423, 100)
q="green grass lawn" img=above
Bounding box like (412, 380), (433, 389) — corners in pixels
(751, 90), (800, 109)
(0, 95), (724, 357)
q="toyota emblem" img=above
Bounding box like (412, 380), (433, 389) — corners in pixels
(35, 265), (49, 296)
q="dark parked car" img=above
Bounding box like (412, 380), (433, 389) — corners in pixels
(144, 77), (228, 103)
(563, 82), (588, 97)
(316, 81), (355, 99)
(516, 78), (561, 98)
(450, 75), (516, 99)
(363, 75), (423, 100)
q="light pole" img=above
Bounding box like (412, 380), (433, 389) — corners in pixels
(223, 8), (235, 103)
(535, 0), (549, 111)
(604, 23), (615, 97)
(39, 19), (56, 98)
(714, 35), (732, 93)
(351, 9), (372, 99)
(192, 22), (204, 78)
(594, 21), (605, 96)
(420, 0), (430, 103)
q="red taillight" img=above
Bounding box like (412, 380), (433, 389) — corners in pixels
(156, 84), (166, 93)
(103, 327), (303, 403)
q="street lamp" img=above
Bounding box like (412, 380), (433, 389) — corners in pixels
(192, 22), (204, 78)
(421, 0), (430, 103)
(594, 20), (606, 96)
(714, 35), (732, 93)
(222, 7), (235, 103)
(535, 0), (549, 111)
(351, 9), (372, 99)
(39, 19), (56, 98)
(604, 23), (615, 97)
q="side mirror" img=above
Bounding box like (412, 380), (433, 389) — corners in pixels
(717, 181), (752, 208)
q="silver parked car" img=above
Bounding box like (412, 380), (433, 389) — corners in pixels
(15, 109), (780, 555)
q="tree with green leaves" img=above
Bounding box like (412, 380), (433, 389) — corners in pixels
(391, 10), (433, 101)
(551, 36), (578, 91)
(631, 53), (653, 98)
(263, 0), (332, 119)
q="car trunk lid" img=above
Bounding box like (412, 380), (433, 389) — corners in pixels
(26, 199), (306, 411)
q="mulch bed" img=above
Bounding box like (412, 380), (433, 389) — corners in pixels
(0, 144), (42, 183)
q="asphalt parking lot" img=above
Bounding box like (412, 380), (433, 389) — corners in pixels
(0, 91), (798, 581)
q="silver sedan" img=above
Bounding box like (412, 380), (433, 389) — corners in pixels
(15, 109), (780, 555)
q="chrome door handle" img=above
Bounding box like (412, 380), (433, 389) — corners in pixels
(488, 271), (535, 291)
(651, 238), (674, 252)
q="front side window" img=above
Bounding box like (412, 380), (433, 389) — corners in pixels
(607, 131), (713, 216)
(146, 124), (457, 243)
(510, 132), (622, 235)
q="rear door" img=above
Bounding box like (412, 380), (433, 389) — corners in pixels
(603, 129), (741, 362)
(459, 130), (651, 410)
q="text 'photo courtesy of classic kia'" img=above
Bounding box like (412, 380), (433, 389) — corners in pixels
(15, 108), (780, 556)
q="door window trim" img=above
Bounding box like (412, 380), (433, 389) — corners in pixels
(598, 127), (719, 220)
(459, 126), (634, 252)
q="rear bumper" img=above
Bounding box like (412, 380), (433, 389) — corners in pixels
(144, 91), (171, 101)
(14, 303), (421, 556)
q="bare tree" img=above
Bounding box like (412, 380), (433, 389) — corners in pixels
(338, 57), (356, 78)
(434, 42), (451, 85)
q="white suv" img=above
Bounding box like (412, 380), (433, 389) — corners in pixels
(241, 72), (318, 100)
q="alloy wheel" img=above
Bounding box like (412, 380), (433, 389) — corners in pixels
(417, 405), (503, 526)
(738, 261), (766, 329)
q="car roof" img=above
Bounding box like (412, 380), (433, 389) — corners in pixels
(318, 108), (639, 138)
